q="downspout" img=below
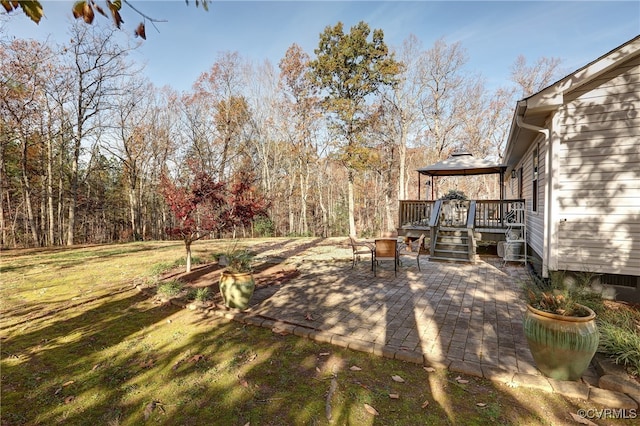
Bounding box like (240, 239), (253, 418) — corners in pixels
(516, 116), (549, 140)
(515, 114), (551, 277)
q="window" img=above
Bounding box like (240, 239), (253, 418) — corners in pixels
(518, 167), (523, 199)
(532, 144), (539, 212)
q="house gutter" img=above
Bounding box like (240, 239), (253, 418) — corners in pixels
(515, 111), (552, 278)
(516, 115), (549, 139)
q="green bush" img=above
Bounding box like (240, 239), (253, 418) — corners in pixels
(440, 189), (468, 200)
(195, 287), (210, 302)
(597, 305), (640, 376)
(253, 217), (275, 237)
(157, 280), (184, 298)
(173, 256), (202, 267)
(149, 262), (173, 276)
(187, 287), (210, 302)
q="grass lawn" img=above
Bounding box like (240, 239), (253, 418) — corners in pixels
(1, 239), (635, 425)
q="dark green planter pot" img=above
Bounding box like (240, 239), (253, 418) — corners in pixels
(219, 271), (255, 310)
(523, 304), (599, 381)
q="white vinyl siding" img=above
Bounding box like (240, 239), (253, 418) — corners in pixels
(556, 55), (640, 275)
(508, 135), (547, 261)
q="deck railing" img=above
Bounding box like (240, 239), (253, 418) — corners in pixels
(399, 199), (525, 230)
(398, 200), (435, 227)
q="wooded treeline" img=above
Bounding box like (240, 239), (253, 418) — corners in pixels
(0, 21), (560, 248)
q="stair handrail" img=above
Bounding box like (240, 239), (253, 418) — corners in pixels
(466, 201), (476, 262)
(429, 200), (442, 255)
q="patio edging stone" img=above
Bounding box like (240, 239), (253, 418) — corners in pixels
(137, 271), (639, 410)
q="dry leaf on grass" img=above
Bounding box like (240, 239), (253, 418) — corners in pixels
(144, 401), (156, 420)
(389, 393), (400, 399)
(423, 367), (436, 373)
(189, 354), (205, 363)
(391, 375), (405, 383)
(143, 401), (166, 420)
(62, 380), (75, 387)
(421, 400), (430, 409)
(319, 352), (330, 356)
(64, 395), (75, 404)
(349, 365), (362, 371)
(139, 359), (155, 368)
(570, 413), (597, 425)
(326, 375), (338, 421)
(455, 376), (469, 384)
(364, 403), (379, 416)
(476, 403), (487, 407)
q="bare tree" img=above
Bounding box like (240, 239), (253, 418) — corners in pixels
(0, 39), (55, 246)
(63, 22), (137, 245)
(278, 44), (322, 235)
(193, 52), (250, 182)
(511, 55), (563, 97)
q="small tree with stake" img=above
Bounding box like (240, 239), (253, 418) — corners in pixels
(160, 169), (268, 273)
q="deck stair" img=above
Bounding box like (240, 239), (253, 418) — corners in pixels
(430, 227), (474, 263)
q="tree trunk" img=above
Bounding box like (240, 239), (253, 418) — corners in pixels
(347, 169), (356, 237)
(46, 135), (55, 246)
(67, 134), (80, 246)
(20, 134), (40, 246)
(0, 131), (7, 247)
(185, 239), (192, 273)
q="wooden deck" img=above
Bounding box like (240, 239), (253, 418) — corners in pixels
(398, 200), (525, 262)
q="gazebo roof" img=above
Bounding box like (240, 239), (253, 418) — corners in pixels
(417, 152), (505, 176)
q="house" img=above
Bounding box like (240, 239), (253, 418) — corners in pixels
(502, 35), (640, 301)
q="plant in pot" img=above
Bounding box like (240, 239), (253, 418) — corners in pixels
(218, 245), (256, 310)
(522, 271), (601, 381)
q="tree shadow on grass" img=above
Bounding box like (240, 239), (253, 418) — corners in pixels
(2, 239), (630, 425)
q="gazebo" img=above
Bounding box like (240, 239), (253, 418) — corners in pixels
(415, 151), (506, 201)
(398, 152), (524, 263)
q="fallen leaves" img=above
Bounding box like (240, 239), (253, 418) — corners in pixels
(423, 366), (436, 373)
(189, 354), (205, 363)
(421, 400), (430, 409)
(143, 400), (166, 421)
(54, 380), (75, 395)
(363, 403), (379, 416)
(455, 376), (469, 384)
(391, 374), (405, 383)
(349, 365), (362, 371)
(272, 327), (289, 336)
(388, 393), (400, 399)
(139, 359), (155, 369)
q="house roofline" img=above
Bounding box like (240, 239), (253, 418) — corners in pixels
(502, 35), (640, 170)
(526, 35), (640, 112)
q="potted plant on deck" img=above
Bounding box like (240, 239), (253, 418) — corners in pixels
(522, 271), (601, 381)
(218, 245), (256, 310)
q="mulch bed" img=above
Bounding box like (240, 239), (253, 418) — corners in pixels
(163, 261), (301, 303)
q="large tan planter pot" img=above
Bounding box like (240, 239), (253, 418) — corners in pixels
(219, 271), (255, 310)
(523, 304), (599, 381)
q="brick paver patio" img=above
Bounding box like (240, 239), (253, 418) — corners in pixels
(245, 255), (539, 377)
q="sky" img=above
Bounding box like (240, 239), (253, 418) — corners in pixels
(2, 1), (639, 93)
